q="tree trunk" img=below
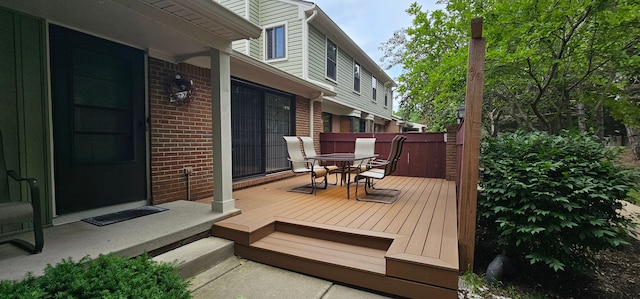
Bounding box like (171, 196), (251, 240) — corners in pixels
(627, 126), (640, 160)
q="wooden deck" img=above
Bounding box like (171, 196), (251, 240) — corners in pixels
(212, 175), (459, 298)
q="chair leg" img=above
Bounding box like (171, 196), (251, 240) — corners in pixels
(288, 173), (315, 194)
(355, 177), (400, 204)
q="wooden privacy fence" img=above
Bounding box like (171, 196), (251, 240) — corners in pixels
(319, 132), (446, 179)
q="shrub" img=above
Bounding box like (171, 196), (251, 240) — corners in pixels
(0, 254), (191, 299)
(478, 131), (638, 272)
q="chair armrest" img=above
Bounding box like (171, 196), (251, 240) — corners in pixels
(366, 159), (390, 168)
(6, 170), (42, 229)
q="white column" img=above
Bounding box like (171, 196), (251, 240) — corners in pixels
(210, 48), (235, 213)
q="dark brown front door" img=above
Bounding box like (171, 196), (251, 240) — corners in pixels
(50, 25), (146, 215)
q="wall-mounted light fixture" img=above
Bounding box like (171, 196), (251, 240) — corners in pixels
(167, 74), (196, 106)
(457, 103), (466, 124)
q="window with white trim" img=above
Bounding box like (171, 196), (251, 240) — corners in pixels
(353, 62), (361, 93)
(326, 39), (337, 80)
(384, 87), (389, 107)
(372, 76), (377, 101)
(265, 24), (286, 60)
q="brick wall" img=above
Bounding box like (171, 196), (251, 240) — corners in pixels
(445, 124), (461, 181)
(295, 95), (310, 137)
(149, 58), (213, 204)
(149, 58), (317, 204)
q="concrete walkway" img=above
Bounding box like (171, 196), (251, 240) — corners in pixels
(622, 200), (640, 240)
(189, 256), (395, 299)
(0, 201), (234, 281)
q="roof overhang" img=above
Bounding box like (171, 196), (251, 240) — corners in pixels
(0, 0), (261, 61)
(230, 52), (337, 98)
(305, 6), (396, 87)
(180, 52), (336, 99)
(322, 96), (392, 122)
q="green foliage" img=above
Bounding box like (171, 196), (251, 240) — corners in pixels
(0, 254), (191, 299)
(382, 0), (640, 134)
(479, 131), (638, 272)
(627, 188), (640, 205)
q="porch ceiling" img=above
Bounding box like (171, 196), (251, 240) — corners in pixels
(0, 0), (261, 60)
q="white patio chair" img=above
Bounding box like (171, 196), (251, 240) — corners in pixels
(299, 136), (340, 185)
(347, 138), (376, 184)
(283, 136), (328, 194)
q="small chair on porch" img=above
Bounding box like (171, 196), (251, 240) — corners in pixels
(283, 136), (328, 194)
(0, 131), (44, 254)
(354, 135), (407, 204)
(299, 136), (340, 185)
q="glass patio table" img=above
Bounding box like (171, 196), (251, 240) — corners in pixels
(306, 153), (378, 199)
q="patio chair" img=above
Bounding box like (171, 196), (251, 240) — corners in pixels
(347, 138), (376, 184)
(354, 135), (407, 204)
(299, 136), (340, 185)
(0, 131), (44, 254)
(283, 136), (328, 194)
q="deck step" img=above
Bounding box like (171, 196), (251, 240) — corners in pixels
(252, 231), (387, 274)
(153, 236), (234, 279)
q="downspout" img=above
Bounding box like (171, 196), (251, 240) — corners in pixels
(302, 8), (317, 80)
(310, 92), (323, 138)
(302, 7), (334, 90)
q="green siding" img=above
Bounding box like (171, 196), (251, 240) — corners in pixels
(308, 25), (390, 117)
(308, 25), (327, 83)
(222, 0), (250, 54)
(222, 1), (393, 117)
(249, 0), (260, 24)
(259, 1), (303, 77)
(248, 0), (261, 58)
(0, 8), (51, 228)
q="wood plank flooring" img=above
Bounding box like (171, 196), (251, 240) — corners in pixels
(211, 175), (459, 298)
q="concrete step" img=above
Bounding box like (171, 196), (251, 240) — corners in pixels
(153, 236), (234, 279)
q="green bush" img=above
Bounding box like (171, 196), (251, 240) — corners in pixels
(0, 254), (191, 299)
(478, 131), (638, 272)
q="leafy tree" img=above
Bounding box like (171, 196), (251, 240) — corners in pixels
(382, 0), (640, 136)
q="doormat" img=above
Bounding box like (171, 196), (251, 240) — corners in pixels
(82, 206), (168, 227)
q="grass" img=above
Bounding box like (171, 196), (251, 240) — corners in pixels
(459, 272), (550, 299)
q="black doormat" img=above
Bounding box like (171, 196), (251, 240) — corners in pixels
(82, 206), (168, 227)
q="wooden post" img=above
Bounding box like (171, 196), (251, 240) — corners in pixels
(458, 17), (486, 273)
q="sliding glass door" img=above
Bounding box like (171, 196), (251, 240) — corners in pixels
(231, 79), (294, 179)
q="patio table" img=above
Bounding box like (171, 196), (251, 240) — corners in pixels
(306, 153), (378, 199)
